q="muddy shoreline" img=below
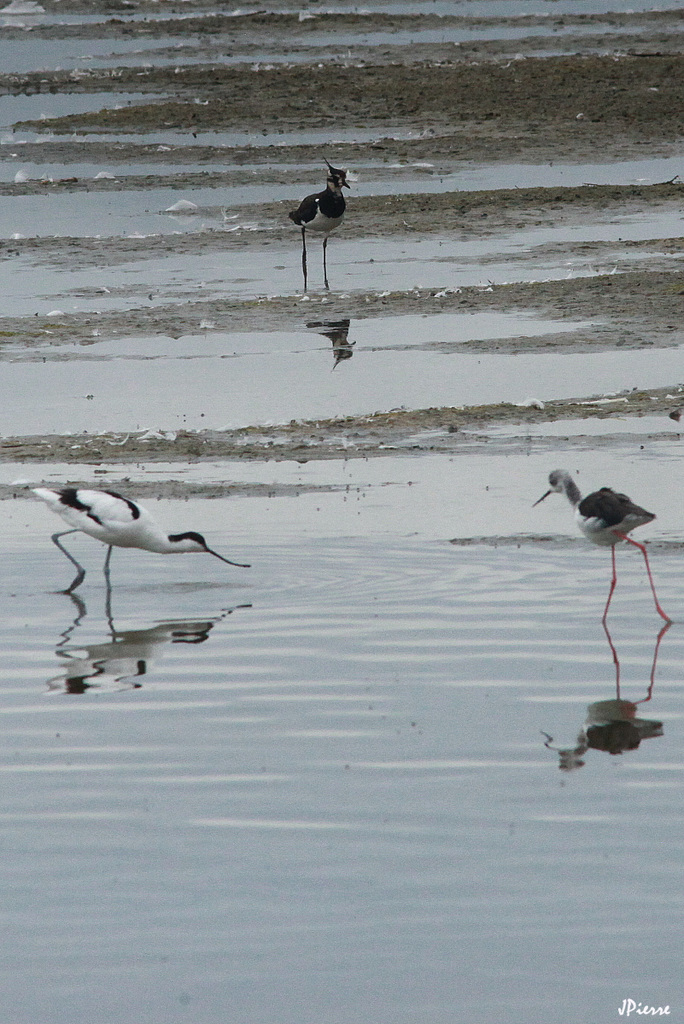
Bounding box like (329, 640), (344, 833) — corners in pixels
(3, 380), (682, 472)
(2, 264), (683, 350)
(2, 10), (684, 482)
(9, 54), (684, 167)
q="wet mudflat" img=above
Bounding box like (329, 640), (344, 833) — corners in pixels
(1, 2), (684, 1022)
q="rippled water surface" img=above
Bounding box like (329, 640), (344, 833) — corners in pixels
(2, 484), (684, 1024)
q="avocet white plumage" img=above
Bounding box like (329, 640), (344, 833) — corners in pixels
(32, 486), (250, 593)
(534, 469), (670, 623)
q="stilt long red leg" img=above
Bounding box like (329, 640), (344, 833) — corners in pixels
(602, 544), (618, 624)
(615, 532), (671, 623)
(602, 615), (621, 694)
(638, 620), (673, 703)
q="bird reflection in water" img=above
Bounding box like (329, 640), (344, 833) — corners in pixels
(307, 318), (354, 369)
(49, 591), (250, 694)
(542, 619), (670, 771)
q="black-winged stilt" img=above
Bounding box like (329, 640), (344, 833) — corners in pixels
(32, 487), (250, 593)
(289, 160), (349, 290)
(533, 469), (670, 623)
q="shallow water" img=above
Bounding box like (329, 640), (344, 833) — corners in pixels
(478, 413), (684, 439)
(375, 0), (684, 12)
(7, 309), (684, 437)
(1, 3), (677, 77)
(0, 153), (682, 193)
(0, 206), (681, 327)
(9, 445), (684, 538)
(0, 93), (170, 130)
(0, 34), (194, 73)
(2, 490), (684, 1023)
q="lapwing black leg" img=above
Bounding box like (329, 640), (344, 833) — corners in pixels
(51, 529), (86, 593)
(323, 235), (330, 289)
(301, 227), (308, 291)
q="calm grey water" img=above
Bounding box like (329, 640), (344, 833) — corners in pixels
(1, 519), (683, 1024)
(6, 310), (684, 437)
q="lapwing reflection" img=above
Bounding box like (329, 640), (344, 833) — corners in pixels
(542, 620), (670, 771)
(50, 592), (250, 693)
(307, 318), (354, 368)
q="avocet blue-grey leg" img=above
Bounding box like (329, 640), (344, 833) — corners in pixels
(51, 529), (87, 594)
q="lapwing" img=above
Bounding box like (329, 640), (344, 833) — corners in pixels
(289, 160), (350, 290)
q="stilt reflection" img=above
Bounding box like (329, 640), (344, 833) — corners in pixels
(542, 620), (670, 771)
(307, 318), (354, 368)
(50, 589), (251, 694)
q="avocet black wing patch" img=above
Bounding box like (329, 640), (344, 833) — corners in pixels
(104, 490), (141, 519)
(59, 488), (103, 525)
